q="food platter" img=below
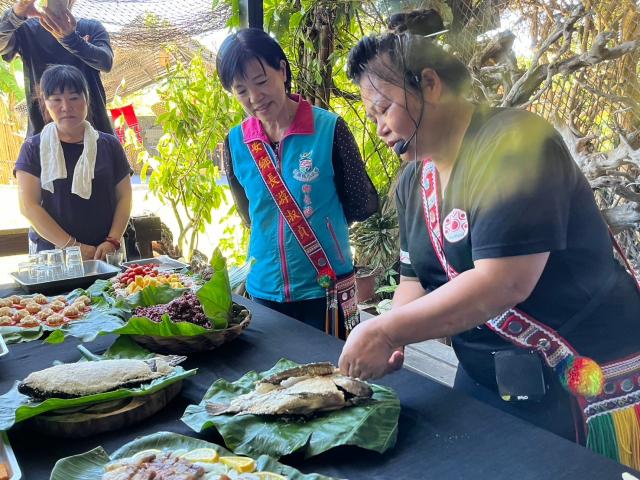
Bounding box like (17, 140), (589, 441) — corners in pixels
(11, 260), (120, 294)
(0, 431), (21, 480)
(50, 431), (333, 480)
(30, 381), (183, 438)
(121, 255), (190, 272)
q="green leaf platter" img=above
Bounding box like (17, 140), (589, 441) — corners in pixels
(50, 431), (336, 480)
(182, 359), (400, 459)
(0, 337), (197, 430)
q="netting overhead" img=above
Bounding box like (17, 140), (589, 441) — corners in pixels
(0, 0), (231, 48)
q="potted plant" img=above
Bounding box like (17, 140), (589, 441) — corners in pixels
(350, 195), (399, 303)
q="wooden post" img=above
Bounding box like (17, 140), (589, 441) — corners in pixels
(239, 0), (263, 30)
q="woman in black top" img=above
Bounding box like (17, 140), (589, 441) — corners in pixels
(338, 32), (640, 455)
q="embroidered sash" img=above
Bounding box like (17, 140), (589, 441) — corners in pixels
(247, 140), (359, 336)
(420, 157), (640, 467)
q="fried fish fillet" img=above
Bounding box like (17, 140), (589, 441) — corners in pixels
(206, 362), (373, 417)
(18, 356), (185, 399)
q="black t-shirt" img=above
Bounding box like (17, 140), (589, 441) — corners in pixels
(396, 106), (640, 387)
(14, 132), (131, 250)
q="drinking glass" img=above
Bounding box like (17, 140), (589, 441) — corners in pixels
(46, 249), (65, 279)
(106, 251), (123, 266)
(65, 246), (84, 278)
(17, 262), (32, 281)
(34, 265), (47, 283)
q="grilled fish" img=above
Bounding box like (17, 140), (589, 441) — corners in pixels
(18, 356), (185, 399)
(206, 362), (373, 417)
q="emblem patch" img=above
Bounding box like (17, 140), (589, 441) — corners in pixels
(443, 208), (469, 243)
(293, 152), (319, 182)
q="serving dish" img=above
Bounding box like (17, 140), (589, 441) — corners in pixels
(121, 255), (189, 272)
(0, 431), (21, 480)
(11, 260), (120, 294)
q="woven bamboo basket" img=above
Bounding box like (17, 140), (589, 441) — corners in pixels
(131, 303), (251, 354)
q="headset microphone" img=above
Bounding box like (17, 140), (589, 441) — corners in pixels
(393, 125), (419, 156)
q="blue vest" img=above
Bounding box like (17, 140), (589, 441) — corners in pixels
(228, 102), (353, 302)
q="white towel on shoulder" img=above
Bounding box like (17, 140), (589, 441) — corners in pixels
(39, 121), (99, 200)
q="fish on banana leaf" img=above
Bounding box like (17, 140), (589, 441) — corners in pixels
(18, 356), (186, 400)
(206, 362), (373, 417)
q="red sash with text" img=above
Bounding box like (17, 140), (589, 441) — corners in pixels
(247, 140), (359, 337)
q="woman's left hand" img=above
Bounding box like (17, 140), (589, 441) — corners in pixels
(39, 7), (76, 39)
(338, 316), (399, 380)
(94, 241), (116, 260)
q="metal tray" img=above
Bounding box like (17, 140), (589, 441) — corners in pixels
(10, 260), (120, 294)
(0, 431), (21, 480)
(0, 335), (7, 358)
(121, 255), (189, 272)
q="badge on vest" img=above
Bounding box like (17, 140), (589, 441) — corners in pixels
(293, 152), (319, 182)
(443, 208), (469, 243)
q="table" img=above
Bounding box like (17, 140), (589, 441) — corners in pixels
(0, 284), (633, 480)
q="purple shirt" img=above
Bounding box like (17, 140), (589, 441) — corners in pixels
(14, 131), (131, 251)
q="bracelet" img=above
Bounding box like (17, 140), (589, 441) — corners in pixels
(61, 234), (74, 249)
(105, 237), (121, 250)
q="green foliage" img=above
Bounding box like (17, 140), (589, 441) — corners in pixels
(350, 195), (399, 271)
(141, 50), (246, 261)
(0, 57), (25, 102)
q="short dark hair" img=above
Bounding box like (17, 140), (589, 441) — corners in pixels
(40, 64), (90, 101)
(216, 28), (292, 93)
(347, 33), (470, 96)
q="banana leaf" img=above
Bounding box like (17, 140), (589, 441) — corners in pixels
(0, 337), (197, 430)
(50, 431), (336, 480)
(181, 359), (400, 459)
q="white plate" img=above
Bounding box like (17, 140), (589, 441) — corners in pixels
(0, 431), (21, 480)
(0, 335), (7, 357)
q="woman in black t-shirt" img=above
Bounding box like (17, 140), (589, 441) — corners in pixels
(338, 33), (640, 458)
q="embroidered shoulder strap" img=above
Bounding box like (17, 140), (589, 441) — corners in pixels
(420, 158), (606, 398)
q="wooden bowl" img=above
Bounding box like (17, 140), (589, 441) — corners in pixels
(130, 303), (251, 354)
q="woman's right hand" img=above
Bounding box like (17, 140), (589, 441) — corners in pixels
(80, 243), (97, 260)
(13, 0), (40, 18)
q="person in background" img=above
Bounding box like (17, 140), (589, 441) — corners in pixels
(217, 28), (378, 337)
(338, 32), (640, 466)
(0, 0), (114, 135)
(14, 64), (131, 260)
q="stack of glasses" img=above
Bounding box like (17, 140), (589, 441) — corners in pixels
(17, 247), (85, 283)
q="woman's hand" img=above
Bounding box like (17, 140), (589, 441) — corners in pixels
(79, 243), (97, 260)
(13, 0), (40, 18)
(338, 316), (400, 380)
(93, 241), (116, 260)
(39, 7), (76, 39)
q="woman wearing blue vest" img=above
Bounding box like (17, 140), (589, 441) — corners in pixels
(217, 28), (378, 337)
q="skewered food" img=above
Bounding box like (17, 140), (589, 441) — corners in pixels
(207, 362), (373, 417)
(18, 356), (186, 399)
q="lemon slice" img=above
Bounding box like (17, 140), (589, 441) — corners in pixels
(131, 449), (162, 462)
(180, 447), (219, 463)
(254, 472), (288, 480)
(219, 456), (257, 473)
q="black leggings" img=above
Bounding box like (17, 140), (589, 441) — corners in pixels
(251, 296), (345, 337)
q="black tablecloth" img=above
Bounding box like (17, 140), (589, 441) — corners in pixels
(0, 284), (632, 479)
